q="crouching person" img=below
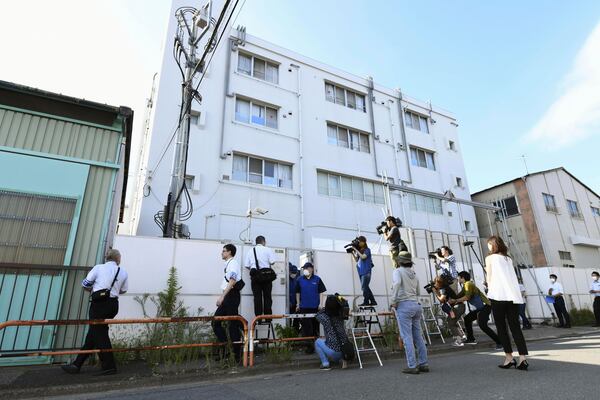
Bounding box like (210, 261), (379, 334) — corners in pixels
(315, 295), (350, 370)
(391, 251), (429, 374)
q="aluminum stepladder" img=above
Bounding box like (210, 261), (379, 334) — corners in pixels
(420, 297), (446, 345)
(352, 306), (383, 368)
(354, 305), (388, 347)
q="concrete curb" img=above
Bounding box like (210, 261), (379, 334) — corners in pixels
(2, 328), (598, 399)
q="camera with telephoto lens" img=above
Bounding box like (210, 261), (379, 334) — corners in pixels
(344, 237), (361, 253)
(428, 248), (443, 259)
(376, 217), (403, 234)
(423, 270), (454, 294)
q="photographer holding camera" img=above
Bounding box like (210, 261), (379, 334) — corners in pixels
(348, 236), (376, 307)
(431, 275), (465, 347)
(314, 295), (352, 370)
(380, 216), (407, 268)
(449, 271), (502, 348)
(434, 246), (458, 291)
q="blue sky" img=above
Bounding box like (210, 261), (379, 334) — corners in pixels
(1, 0), (599, 194)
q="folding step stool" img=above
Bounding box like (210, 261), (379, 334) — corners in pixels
(351, 326), (383, 368)
(253, 320), (276, 349)
(354, 305), (388, 347)
(420, 297), (446, 345)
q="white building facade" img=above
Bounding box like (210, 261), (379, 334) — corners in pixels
(127, 1), (480, 250)
(473, 167), (600, 269)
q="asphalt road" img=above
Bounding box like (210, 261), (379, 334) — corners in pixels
(45, 333), (600, 400)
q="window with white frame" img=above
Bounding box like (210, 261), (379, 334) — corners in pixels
(592, 206), (600, 217)
(237, 53), (279, 84)
(493, 196), (520, 217)
(405, 111), (429, 133)
(455, 177), (463, 187)
(326, 123), (370, 153)
(448, 140), (456, 151)
(235, 98), (278, 129)
(410, 147), (436, 170)
(317, 171), (384, 204)
(542, 193), (557, 212)
(232, 154), (292, 189)
(567, 199), (582, 218)
(407, 193), (443, 215)
(324, 82), (366, 112)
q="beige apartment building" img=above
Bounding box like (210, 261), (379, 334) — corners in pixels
(472, 168), (600, 269)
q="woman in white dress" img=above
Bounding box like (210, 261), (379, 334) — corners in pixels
(485, 236), (529, 370)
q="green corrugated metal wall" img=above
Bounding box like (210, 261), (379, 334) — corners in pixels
(0, 107), (121, 266)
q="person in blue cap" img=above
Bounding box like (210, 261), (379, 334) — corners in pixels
(295, 262), (327, 353)
(288, 263), (300, 332)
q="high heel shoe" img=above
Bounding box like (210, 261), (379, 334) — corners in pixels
(516, 360), (529, 370)
(498, 359), (516, 369)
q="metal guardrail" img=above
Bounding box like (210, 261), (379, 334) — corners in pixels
(0, 316), (249, 367)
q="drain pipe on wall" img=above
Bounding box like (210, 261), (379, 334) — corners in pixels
(291, 63), (305, 249)
(396, 88), (413, 185)
(219, 38), (235, 159)
(367, 76), (382, 179)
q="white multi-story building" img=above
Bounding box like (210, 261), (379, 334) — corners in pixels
(125, 1), (483, 250)
(472, 167), (600, 269)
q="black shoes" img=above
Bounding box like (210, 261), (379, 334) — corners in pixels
(402, 367), (420, 374)
(418, 365), (430, 373)
(61, 364), (80, 374)
(516, 360), (529, 371)
(498, 359), (517, 369)
(94, 368), (117, 376)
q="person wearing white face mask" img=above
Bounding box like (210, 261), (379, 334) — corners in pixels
(548, 274), (571, 328)
(589, 271), (600, 327)
(295, 262), (327, 354)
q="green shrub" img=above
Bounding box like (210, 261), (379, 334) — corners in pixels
(569, 307), (595, 326)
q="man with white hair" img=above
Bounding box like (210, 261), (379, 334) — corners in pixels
(61, 248), (128, 376)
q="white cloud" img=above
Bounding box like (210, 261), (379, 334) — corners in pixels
(525, 21), (600, 149)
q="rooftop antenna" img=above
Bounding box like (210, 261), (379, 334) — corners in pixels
(521, 155), (530, 175)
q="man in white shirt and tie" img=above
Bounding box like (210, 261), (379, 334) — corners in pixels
(590, 271), (600, 327)
(61, 249), (128, 375)
(244, 235), (276, 316)
(548, 274), (571, 328)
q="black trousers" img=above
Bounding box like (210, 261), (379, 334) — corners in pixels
(299, 307), (319, 349)
(289, 304), (300, 331)
(463, 305), (501, 344)
(594, 297), (600, 325)
(251, 279), (272, 316)
(212, 289), (242, 359)
(553, 296), (571, 327)
(490, 300), (528, 355)
(74, 298), (119, 370)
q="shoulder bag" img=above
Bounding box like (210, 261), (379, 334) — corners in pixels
(91, 267), (120, 302)
(252, 247), (277, 283)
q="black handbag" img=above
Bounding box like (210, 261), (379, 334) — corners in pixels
(332, 320), (355, 361)
(91, 267), (120, 302)
(252, 247), (277, 283)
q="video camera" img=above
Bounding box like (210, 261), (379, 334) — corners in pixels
(343, 237), (361, 254)
(376, 217), (402, 235)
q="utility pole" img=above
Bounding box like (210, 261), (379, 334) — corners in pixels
(164, 4), (212, 238)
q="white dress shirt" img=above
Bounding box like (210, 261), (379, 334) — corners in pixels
(591, 280), (600, 297)
(222, 258), (241, 291)
(244, 244), (275, 270)
(549, 281), (564, 296)
(82, 261), (128, 298)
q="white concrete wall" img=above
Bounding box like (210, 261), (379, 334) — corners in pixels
(526, 169), (600, 269)
(130, 0), (480, 251)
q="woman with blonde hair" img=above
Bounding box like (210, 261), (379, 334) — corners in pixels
(485, 236), (529, 370)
